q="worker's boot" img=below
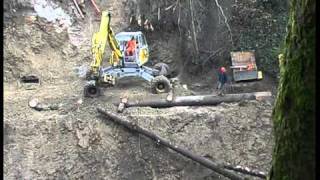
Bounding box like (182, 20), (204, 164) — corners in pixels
(218, 89), (225, 96)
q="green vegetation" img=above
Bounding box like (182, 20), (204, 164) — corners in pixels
(269, 0), (315, 179)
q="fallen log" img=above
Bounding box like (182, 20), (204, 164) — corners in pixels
(223, 165), (266, 179)
(97, 107), (244, 180)
(28, 99), (60, 111)
(118, 92), (271, 109)
(90, 0), (101, 14)
(72, 0), (85, 19)
(20, 75), (39, 83)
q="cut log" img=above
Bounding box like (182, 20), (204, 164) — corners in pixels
(28, 99), (60, 111)
(120, 92), (271, 109)
(117, 98), (128, 113)
(28, 98), (39, 108)
(97, 107), (244, 180)
(20, 75), (39, 83)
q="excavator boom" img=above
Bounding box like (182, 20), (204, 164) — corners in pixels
(90, 11), (122, 75)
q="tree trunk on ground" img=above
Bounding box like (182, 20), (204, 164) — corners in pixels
(116, 92), (271, 110)
(269, 0), (315, 179)
(126, 93), (255, 108)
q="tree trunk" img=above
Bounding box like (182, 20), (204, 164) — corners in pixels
(118, 92), (271, 110)
(189, 0), (199, 61)
(269, 0), (315, 179)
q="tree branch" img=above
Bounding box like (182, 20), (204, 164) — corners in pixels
(189, 0), (199, 58)
(214, 0), (234, 47)
(201, 47), (224, 66)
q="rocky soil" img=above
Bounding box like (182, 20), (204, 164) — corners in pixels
(3, 0), (284, 179)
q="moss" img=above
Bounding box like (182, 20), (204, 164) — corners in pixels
(269, 0), (315, 179)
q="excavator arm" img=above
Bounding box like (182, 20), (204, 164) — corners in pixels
(90, 11), (123, 76)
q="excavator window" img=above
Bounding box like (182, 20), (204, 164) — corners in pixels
(120, 41), (126, 53)
(137, 35), (143, 47)
(141, 35), (147, 46)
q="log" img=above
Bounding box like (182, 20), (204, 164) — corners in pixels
(117, 97), (128, 113)
(28, 99), (60, 111)
(20, 75), (39, 83)
(120, 92), (271, 109)
(90, 0), (101, 14)
(223, 165), (266, 179)
(72, 0), (85, 19)
(97, 107), (244, 180)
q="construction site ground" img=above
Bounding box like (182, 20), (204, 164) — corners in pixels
(4, 0), (278, 179)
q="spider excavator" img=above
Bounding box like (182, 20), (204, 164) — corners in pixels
(84, 11), (172, 97)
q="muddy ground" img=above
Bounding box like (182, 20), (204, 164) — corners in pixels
(4, 0), (280, 179)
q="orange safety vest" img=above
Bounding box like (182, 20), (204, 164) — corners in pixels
(247, 63), (254, 70)
(126, 40), (136, 51)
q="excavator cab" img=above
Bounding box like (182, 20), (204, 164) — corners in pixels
(115, 32), (149, 67)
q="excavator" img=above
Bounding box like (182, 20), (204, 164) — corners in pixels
(84, 11), (172, 97)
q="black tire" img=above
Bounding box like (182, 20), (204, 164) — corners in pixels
(151, 75), (171, 94)
(84, 84), (100, 98)
(153, 63), (170, 76)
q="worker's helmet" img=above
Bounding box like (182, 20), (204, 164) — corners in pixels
(220, 67), (226, 73)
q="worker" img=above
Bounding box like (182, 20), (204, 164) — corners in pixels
(126, 36), (136, 56)
(217, 67), (228, 96)
(247, 63), (254, 71)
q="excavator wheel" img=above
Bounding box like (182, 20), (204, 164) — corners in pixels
(84, 84), (100, 98)
(151, 75), (172, 94)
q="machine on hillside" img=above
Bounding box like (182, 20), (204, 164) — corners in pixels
(230, 51), (263, 82)
(84, 11), (172, 97)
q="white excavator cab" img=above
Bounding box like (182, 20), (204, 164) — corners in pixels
(115, 31), (149, 67)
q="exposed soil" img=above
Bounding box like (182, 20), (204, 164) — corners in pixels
(3, 0), (285, 179)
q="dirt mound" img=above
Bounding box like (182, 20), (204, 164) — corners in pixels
(4, 89), (274, 179)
